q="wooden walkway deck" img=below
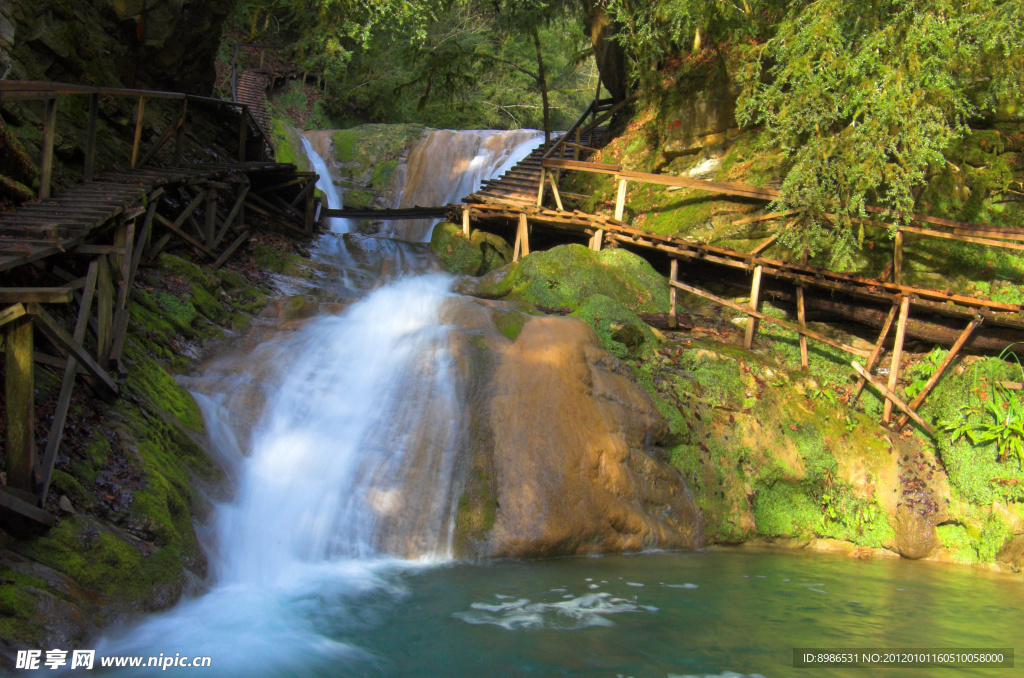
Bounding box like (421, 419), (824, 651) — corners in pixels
(0, 81), (321, 530)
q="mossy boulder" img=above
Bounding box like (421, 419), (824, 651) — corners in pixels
(430, 223), (513, 276)
(269, 119), (311, 173)
(471, 244), (670, 313)
(331, 123), (426, 189)
(571, 294), (658, 358)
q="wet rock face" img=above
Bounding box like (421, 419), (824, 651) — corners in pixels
(7, 0), (235, 93)
(453, 303), (703, 558)
(893, 505), (938, 560)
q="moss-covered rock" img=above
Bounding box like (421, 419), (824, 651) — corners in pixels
(430, 222), (483, 275)
(471, 244), (669, 313)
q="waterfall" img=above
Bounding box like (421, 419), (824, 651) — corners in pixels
(389, 129), (543, 241)
(299, 134), (351, 233)
(92, 129), (541, 675)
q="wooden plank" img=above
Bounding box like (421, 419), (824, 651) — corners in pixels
(0, 487), (55, 527)
(849, 302), (901, 406)
(536, 168), (546, 207)
(750, 235), (777, 256)
(39, 97), (58, 199)
(896, 316), (983, 431)
(84, 93), (99, 181)
(288, 177), (317, 208)
(462, 206), (471, 237)
(744, 265), (763, 349)
(174, 98), (188, 166)
(670, 279), (871, 358)
(542, 158), (622, 174)
(212, 230), (251, 270)
(96, 256), (113, 367)
(0, 288), (74, 304)
(26, 303), (118, 398)
(130, 95), (147, 169)
(5, 317), (36, 492)
(883, 295), (912, 423)
(590, 228), (604, 252)
(37, 259), (98, 502)
(730, 209), (805, 227)
(852, 361), (935, 435)
(898, 223), (1024, 252)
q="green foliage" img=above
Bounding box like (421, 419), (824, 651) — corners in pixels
(943, 383), (1024, 469)
(905, 348), (948, 400)
(736, 0), (1024, 267)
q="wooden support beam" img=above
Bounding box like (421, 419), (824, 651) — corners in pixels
(614, 178), (628, 222)
(0, 487), (55, 527)
(513, 213), (530, 262)
(212, 230), (251, 269)
(130, 95), (147, 169)
(83, 93), (99, 181)
(303, 184), (315, 235)
(852, 361), (935, 435)
(129, 199), (159, 284)
(547, 171), (564, 211)
(37, 260), (98, 503)
(27, 304), (118, 399)
(750, 235), (778, 257)
(5, 317), (36, 492)
(173, 99), (188, 166)
(205, 188), (219, 248)
(536, 168), (546, 207)
(0, 304), (28, 330)
(744, 265), (763, 349)
(39, 97), (58, 199)
(96, 256), (114, 368)
(462, 206), (471, 237)
(730, 209), (805, 227)
(669, 259), (678, 330)
(136, 108), (186, 169)
(590, 228), (604, 252)
(883, 295), (911, 423)
(238, 106), (248, 162)
(893, 230), (904, 286)
(212, 184), (250, 248)
(154, 213), (217, 258)
(670, 279), (871, 358)
(287, 177), (317, 208)
(896, 316), (983, 431)
(797, 251), (808, 370)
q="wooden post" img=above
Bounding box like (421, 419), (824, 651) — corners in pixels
(669, 258), (679, 330)
(130, 95), (147, 169)
(852, 362), (935, 436)
(883, 294), (911, 423)
(96, 257), (113, 368)
(796, 251), (809, 369)
(574, 128), (581, 161)
(83, 93), (99, 181)
(205, 188), (218, 248)
(589, 228), (603, 252)
(238, 106), (248, 162)
(303, 183), (315, 235)
(850, 302), (900, 406)
(462, 206), (471, 237)
(744, 265), (763, 349)
(536, 168), (546, 207)
(895, 316), (982, 431)
(893, 229), (904, 286)
(173, 99), (188, 166)
(513, 213), (530, 262)
(39, 97), (58, 199)
(547, 171), (564, 211)
(5, 317), (36, 493)
(614, 178), (628, 221)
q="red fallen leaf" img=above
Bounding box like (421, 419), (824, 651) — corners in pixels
(789, 424), (798, 431)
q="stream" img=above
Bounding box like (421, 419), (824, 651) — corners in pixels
(89, 130), (1023, 678)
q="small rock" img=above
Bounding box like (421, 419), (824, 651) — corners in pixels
(58, 495), (76, 514)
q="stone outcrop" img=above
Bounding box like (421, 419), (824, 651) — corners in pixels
(450, 299), (703, 558)
(5, 0), (236, 93)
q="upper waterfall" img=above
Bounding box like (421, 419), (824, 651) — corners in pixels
(299, 134), (352, 233)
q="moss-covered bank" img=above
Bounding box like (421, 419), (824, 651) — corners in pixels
(0, 238), (309, 666)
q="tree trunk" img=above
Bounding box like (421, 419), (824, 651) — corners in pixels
(582, 1), (629, 103)
(532, 27), (550, 144)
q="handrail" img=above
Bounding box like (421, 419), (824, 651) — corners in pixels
(540, 99), (596, 161)
(0, 80), (276, 197)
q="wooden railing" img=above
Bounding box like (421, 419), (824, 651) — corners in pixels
(0, 80), (275, 199)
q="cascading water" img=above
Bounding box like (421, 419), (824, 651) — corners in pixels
(91, 130), (543, 676)
(299, 134), (351, 233)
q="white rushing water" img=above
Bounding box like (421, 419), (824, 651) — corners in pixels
(300, 134), (352, 233)
(92, 129), (545, 676)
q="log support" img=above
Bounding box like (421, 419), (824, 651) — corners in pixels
(39, 97), (58, 199)
(130, 95), (147, 169)
(883, 295), (912, 423)
(850, 302), (900, 407)
(614, 178), (628, 221)
(669, 258), (679, 330)
(513, 213), (530, 262)
(589, 228), (604, 252)
(462, 206), (471, 237)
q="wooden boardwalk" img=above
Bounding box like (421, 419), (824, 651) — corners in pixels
(0, 81), (320, 529)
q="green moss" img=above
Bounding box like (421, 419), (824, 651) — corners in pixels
(344, 189), (375, 209)
(571, 294), (658, 358)
(253, 242), (310, 276)
(270, 118), (311, 172)
(477, 244), (669, 313)
(123, 340), (204, 433)
(494, 310), (525, 341)
(369, 159), (398, 191)
(430, 222), (483, 275)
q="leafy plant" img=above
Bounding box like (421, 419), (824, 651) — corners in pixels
(905, 348), (948, 400)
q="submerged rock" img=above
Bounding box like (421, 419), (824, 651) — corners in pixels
(451, 300), (702, 558)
